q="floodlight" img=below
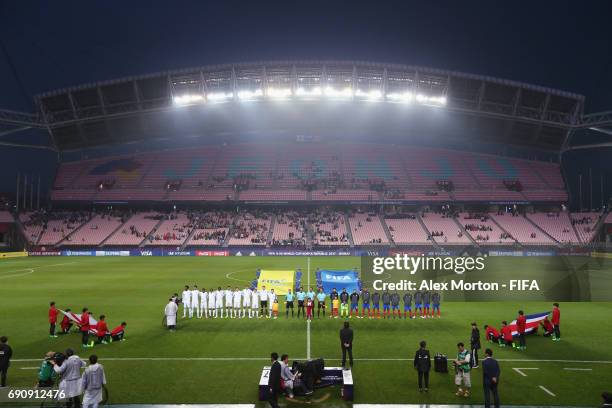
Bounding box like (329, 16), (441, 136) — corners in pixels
(386, 92), (414, 103)
(324, 86), (353, 98)
(267, 87), (293, 98)
(237, 89), (264, 100)
(295, 87), (322, 97)
(206, 92), (233, 102)
(355, 89), (382, 100)
(173, 94), (204, 105)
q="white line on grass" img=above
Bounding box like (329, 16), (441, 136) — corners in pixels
(0, 261), (77, 280)
(10, 357), (612, 364)
(539, 385), (556, 397)
(563, 368), (593, 371)
(512, 367), (539, 377)
(225, 268), (254, 284)
(19, 367), (39, 370)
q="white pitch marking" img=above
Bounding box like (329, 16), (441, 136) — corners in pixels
(512, 367), (539, 377)
(563, 368), (592, 371)
(225, 268), (254, 283)
(539, 385), (556, 397)
(0, 261), (77, 280)
(19, 367), (39, 370)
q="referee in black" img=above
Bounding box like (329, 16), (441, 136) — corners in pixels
(340, 321), (354, 369)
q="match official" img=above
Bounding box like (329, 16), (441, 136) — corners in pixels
(413, 340), (431, 392)
(482, 348), (501, 408)
(340, 321), (354, 369)
(268, 352), (281, 408)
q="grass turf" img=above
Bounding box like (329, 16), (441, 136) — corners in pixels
(0, 256), (611, 406)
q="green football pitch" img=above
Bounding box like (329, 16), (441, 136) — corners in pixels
(0, 256), (611, 407)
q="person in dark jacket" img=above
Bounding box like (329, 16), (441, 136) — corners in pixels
(268, 352), (281, 408)
(470, 322), (481, 368)
(0, 336), (12, 387)
(340, 321), (354, 369)
(482, 348), (500, 408)
(413, 340), (431, 392)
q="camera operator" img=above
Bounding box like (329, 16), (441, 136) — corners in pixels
(38, 352), (58, 387)
(280, 354), (309, 399)
(51, 348), (85, 408)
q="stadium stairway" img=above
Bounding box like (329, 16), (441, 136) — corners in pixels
(100, 214), (135, 247)
(451, 216), (478, 247)
(528, 160), (554, 189)
(180, 225), (199, 251)
(489, 215), (522, 247)
(588, 212), (608, 244)
(378, 213), (395, 247)
(570, 217), (584, 245)
(523, 214), (560, 246)
(59, 216), (91, 244)
(343, 212), (355, 247)
(416, 213), (442, 251)
(266, 213), (277, 247)
(138, 218), (165, 248)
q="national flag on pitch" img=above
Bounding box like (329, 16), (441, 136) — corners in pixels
(509, 311), (550, 337)
(59, 309), (99, 335)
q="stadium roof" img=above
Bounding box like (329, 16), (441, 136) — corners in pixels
(3, 60), (612, 152)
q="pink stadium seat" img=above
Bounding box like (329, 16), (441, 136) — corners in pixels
(227, 211), (271, 246)
(104, 212), (162, 246)
(61, 214), (123, 246)
(458, 212), (515, 244)
(420, 212), (471, 244)
(570, 212), (602, 244)
(526, 212), (579, 244)
(490, 212), (553, 245)
(348, 212), (389, 245)
(144, 213), (191, 246)
(384, 215), (429, 244)
(311, 210), (349, 246)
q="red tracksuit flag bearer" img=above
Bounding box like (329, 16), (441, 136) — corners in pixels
(80, 308), (93, 348)
(48, 302), (59, 338)
(500, 321), (513, 348)
(516, 311), (527, 351)
(541, 317), (554, 337)
(551, 303), (561, 341)
(484, 325), (500, 344)
(95, 315), (109, 344)
(110, 322), (127, 342)
(305, 298), (313, 321)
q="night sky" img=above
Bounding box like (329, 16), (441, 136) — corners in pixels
(1, 1), (611, 113)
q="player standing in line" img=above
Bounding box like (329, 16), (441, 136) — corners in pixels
(242, 286), (252, 318)
(224, 286), (233, 318)
(500, 321), (513, 348)
(268, 289), (277, 318)
(305, 297), (314, 321)
(250, 287), (260, 318)
(215, 286), (224, 318)
(484, 325), (500, 344)
(285, 289), (295, 318)
(199, 288), (207, 319)
(296, 287), (305, 318)
(516, 310), (526, 351)
(316, 288), (326, 318)
(360, 288), (370, 318)
(371, 291), (381, 318)
(381, 290), (391, 319)
(329, 288), (339, 318)
(551, 303), (561, 341)
(207, 288), (215, 318)
(232, 287), (242, 318)
(259, 285), (269, 318)
(339, 288), (350, 318)
(191, 285), (200, 319)
(431, 291), (441, 318)
(414, 290), (423, 318)
(403, 292), (413, 319)
(422, 291), (430, 319)
(349, 289), (360, 318)
(390, 292), (400, 319)
(181, 285), (191, 318)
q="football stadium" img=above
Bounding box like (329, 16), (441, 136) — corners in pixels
(0, 3), (611, 408)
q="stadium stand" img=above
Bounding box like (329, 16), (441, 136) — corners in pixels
(184, 210), (232, 246)
(61, 213), (124, 246)
(0, 211), (14, 223)
(384, 213), (430, 244)
(420, 212), (471, 244)
(144, 212), (191, 246)
(490, 212), (554, 245)
(526, 212), (580, 244)
(311, 209), (350, 246)
(570, 212), (602, 244)
(19, 212), (46, 244)
(227, 210), (271, 246)
(458, 212), (516, 245)
(271, 211), (307, 246)
(104, 212), (162, 246)
(38, 211), (90, 245)
(348, 211), (389, 245)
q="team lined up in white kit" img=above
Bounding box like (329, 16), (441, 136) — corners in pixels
(176, 285), (278, 319)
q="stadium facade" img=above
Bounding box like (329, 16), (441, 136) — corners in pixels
(1, 61), (611, 254)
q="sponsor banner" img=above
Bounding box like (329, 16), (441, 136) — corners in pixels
(265, 249), (353, 256)
(319, 270), (360, 293)
(488, 250), (524, 257)
(62, 250), (95, 256)
(232, 250), (259, 257)
(195, 250), (229, 256)
(27, 251), (61, 256)
(167, 250), (193, 256)
(0, 251), (28, 259)
(95, 250), (130, 256)
(257, 270), (295, 295)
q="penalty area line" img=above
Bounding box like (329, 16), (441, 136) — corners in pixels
(539, 385), (557, 397)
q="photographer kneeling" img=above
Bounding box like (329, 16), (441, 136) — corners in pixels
(38, 352), (58, 387)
